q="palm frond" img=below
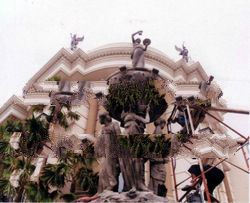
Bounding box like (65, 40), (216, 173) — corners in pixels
(67, 111), (80, 121)
(25, 181), (59, 202)
(0, 179), (15, 198)
(31, 105), (46, 113)
(40, 163), (69, 188)
(0, 141), (12, 155)
(5, 120), (23, 133)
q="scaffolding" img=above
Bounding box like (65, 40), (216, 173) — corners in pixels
(167, 96), (249, 203)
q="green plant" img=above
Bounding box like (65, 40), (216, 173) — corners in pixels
(0, 179), (15, 200)
(13, 157), (36, 202)
(46, 103), (80, 129)
(25, 181), (59, 202)
(0, 93), (98, 201)
(47, 75), (61, 81)
(0, 141), (14, 156)
(31, 104), (46, 113)
(105, 80), (167, 122)
(60, 193), (76, 202)
(176, 132), (189, 143)
(76, 167), (98, 195)
(19, 115), (49, 156)
(0, 110), (81, 202)
(4, 120), (23, 133)
(118, 134), (171, 158)
(40, 163), (69, 188)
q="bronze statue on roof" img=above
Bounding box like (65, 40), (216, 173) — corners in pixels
(175, 43), (189, 62)
(70, 33), (84, 50)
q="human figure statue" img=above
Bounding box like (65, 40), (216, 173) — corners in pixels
(199, 75), (214, 97)
(58, 80), (71, 92)
(200, 76), (223, 105)
(49, 80), (74, 123)
(70, 33), (84, 50)
(131, 30), (151, 68)
(77, 81), (87, 101)
(175, 44), (189, 62)
(95, 112), (121, 192)
(120, 106), (150, 191)
(49, 91), (64, 124)
(218, 90), (223, 100)
(48, 88), (75, 144)
(149, 118), (168, 197)
(153, 118), (166, 134)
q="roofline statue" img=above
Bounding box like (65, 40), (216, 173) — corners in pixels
(131, 30), (151, 68)
(70, 33), (84, 51)
(175, 43), (189, 62)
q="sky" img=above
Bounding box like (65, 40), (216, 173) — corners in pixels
(0, 0), (249, 135)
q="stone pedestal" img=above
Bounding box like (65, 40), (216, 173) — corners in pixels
(90, 190), (169, 203)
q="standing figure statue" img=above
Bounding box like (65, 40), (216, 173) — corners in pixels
(77, 81), (87, 101)
(149, 118), (168, 197)
(70, 33), (84, 50)
(49, 92), (63, 124)
(48, 81), (74, 143)
(199, 75), (214, 97)
(120, 106), (150, 192)
(50, 80), (73, 121)
(95, 112), (121, 193)
(175, 43), (189, 62)
(131, 31), (151, 68)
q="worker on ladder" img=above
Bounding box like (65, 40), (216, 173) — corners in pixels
(182, 158), (225, 203)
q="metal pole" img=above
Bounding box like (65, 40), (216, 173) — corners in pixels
(186, 104), (195, 134)
(241, 147), (249, 170)
(198, 158), (211, 203)
(169, 105), (177, 121)
(178, 178), (200, 202)
(224, 160), (249, 174)
(183, 144), (192, 152)
(183, 110), (190, 135)
(167, 105), (177, 133)
(205, 110), (248, 140)
(175, 176), (191, 188)
(236, 138), (249, 152)
(208, 107), (250, 115)
(175, 158), (227, 187)
(178, 159), (227, 202)
(171, 158), (179, 201)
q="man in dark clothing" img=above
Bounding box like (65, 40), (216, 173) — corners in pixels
(186, 164), (224, 201)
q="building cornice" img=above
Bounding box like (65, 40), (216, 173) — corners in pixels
(23, 43), (209, 93)
(0, 95), (28, 123)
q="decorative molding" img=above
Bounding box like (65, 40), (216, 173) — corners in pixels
(23, 43), (209, 94)
(0, 95), (28, 123)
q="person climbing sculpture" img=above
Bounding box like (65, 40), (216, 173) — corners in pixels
(70, 33), (84, 50)
(182, 158), (224, 202)
(131, 30), (151, 68)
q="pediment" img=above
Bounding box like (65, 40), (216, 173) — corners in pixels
(0, 95), (28, 124)
(23, 43), (209, 93)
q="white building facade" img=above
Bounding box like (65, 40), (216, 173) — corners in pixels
(0, 43), (248, 202)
